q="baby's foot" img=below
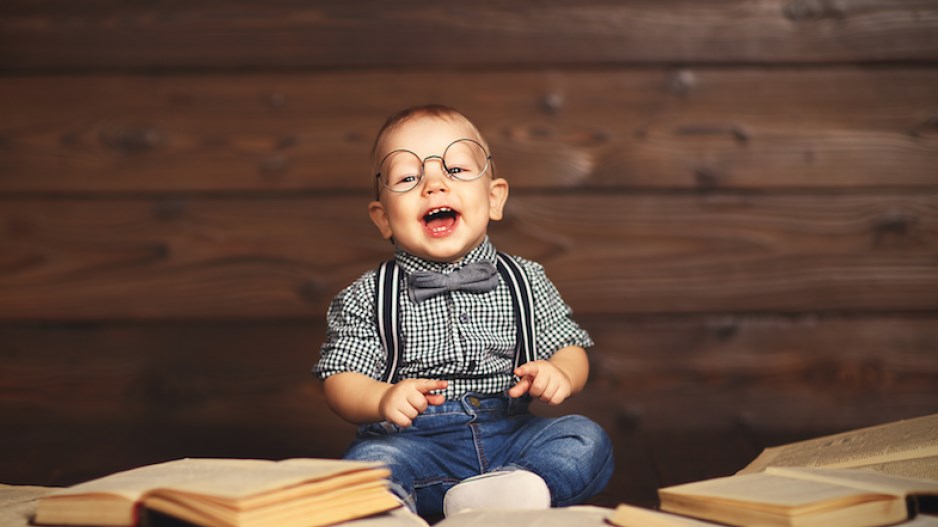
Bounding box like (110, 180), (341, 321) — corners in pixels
(442, 470), (550, 517)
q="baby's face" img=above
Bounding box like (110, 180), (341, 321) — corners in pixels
(368, 116), (508, 263)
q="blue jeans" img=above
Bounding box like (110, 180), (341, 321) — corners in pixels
(343, 393), (614, 518)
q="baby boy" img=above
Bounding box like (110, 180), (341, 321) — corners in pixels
(315, 104), (613, 518)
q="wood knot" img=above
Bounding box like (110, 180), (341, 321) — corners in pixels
(6, 215), (37, 240)
(694, 167), (722, 190)
(616, 409), (642, 432)
(100, 125), (162, 154)
(297, 280), (326, 304)
(267, 92), (287, 110)
(345, 130), (368, 143)
(675, 124), (750, 144)
(153, 199), (187, 221)
(507, 122), (610, 148)
(667, 69), (697, 96)
(711, 319), (739, 341)
(540, 92), (565, 114)
(783, 0), (846, 20)
(907, 114), (938, 138)
(276, 135), (298, 150)
(60, 131), (80, 145)
(872, 211), (921, 248)
(259, 154), (289, 177)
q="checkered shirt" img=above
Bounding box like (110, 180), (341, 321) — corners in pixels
(314, 237), (593, 400)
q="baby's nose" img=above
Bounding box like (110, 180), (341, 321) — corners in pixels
(422, 161), (450, 192)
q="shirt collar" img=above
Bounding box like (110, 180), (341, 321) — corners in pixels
(394, 237), (497, 275)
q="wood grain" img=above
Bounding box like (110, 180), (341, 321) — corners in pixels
(581, 315), (938, 430)
(2, 193), (935, 319)
(2, 1), (938, 70)
(2, 0), (936, 512)
(2, 69), (936, 193)
(2, 316), (935, 492)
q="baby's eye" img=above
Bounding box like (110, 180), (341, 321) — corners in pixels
(449, 165), (478, 178)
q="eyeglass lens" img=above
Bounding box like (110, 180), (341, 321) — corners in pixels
(379, 139), (490, 193)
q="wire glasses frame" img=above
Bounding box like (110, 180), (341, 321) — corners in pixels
(374, 138), (493, 195)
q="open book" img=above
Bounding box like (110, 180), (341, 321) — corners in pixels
(739, 413), (938, 480)
(610, 503), (745, 527)
(609, 413), (938, 527)
(610, 501), (938, 527)
(33, 458), (400, 527)
(646, 467), (938, 527)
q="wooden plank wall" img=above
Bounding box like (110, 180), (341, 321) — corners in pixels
(2, 1), (938, 509)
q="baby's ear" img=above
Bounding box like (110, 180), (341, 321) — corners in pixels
(368, 201), (394, 239)
(488, 177), (509, 221)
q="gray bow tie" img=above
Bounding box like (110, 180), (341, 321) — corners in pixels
(408, 261), (500, 303)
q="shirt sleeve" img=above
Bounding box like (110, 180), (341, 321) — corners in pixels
(520, 258), (594, 360)
(313, 271), (385, 381)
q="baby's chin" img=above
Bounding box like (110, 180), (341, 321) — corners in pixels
(397, 237), (484, 264)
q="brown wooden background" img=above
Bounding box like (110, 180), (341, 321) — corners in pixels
(2, 0), (938, 510)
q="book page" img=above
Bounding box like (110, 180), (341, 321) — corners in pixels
(766, 467), (938, 497)
(904, 515), (938, 526)
(0, 484), (54, 508)
(43, 459), (233, 501)
(853, 456), (938, 482)
(338, 507), (431, 527)
(43, 458), (385, 502)
(147, 480), (398, 527)
(660, 472), (895, 512)
(0, 485), (55, 527)
(609, 503), (724, 526)
(147, 458), (387, 500)
(740, 414), (938, 475)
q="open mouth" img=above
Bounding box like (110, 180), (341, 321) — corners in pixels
(423, 206), (459, 236)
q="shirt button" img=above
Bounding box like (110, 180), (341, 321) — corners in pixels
(459, 313), (470, 323)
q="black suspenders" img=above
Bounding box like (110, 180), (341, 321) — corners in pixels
(495, 253), (537, 370)
(374, 253), (536, 384)
(375, 259), (403, 384)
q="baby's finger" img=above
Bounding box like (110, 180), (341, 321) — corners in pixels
(548, 386), (571, 406)
(406, 391), (429, 413)
(540, 382), (559, 403)
(514, 363), (539, 378)
(414, 378), (449, 394)
(389, 410), (413, 428)
(400, 402), (420, 421)
(426, 393), (446, 406)
(529, 372), (551, 398)
(509, 376), (532, 398)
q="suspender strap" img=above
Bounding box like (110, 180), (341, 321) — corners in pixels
(375, 260), (402, 384)
(375, 254), (536, 384)
(496, 252), (537, 369)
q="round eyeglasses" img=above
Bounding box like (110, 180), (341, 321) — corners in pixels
(375, 138), (493, 194)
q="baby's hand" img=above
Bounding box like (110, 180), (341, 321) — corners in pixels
(508, 360), (572, 405)
(380, 378), (448, 428)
